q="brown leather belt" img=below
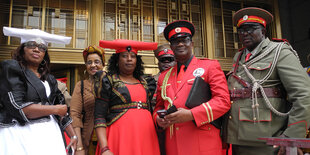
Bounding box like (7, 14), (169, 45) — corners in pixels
(229, 87), (284, 101)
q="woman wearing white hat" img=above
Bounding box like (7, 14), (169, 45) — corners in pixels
(0, 27), (77, 155)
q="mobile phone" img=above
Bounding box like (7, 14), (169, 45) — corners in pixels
(157, 109), (167, 118)
(167, 105), (177, 114)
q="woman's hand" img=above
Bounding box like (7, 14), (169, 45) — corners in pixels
(102, 150), (114, 155)
(55, 104), (67, 117)
(66, 136), (78, 154)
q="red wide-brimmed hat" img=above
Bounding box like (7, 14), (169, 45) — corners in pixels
(99, 39), (158, 54)
(233, 7), (273, 28)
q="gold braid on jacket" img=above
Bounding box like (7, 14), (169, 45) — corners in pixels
(161, 67), (174, 138)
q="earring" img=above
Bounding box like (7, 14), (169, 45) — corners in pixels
(40, 59), (46, 66)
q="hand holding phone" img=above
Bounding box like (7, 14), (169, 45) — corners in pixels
(157, 105), (177, 119)
(157, 109), (167, 118)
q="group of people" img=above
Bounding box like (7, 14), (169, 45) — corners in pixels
(1, 7), (310, 155)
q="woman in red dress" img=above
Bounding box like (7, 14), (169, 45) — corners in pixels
(94, 39), (160, 155)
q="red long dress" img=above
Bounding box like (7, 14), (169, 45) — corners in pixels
(96, 83), (160, 155)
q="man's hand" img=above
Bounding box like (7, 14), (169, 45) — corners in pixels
(164, 108), (194, 124)
(156, 116), (171, 129)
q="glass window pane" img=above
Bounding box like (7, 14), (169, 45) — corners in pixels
(0, 0), (10, 44)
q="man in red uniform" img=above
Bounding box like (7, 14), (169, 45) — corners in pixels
(153, 20), (231, 155)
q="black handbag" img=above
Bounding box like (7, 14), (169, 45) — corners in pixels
(185, 76), (222, 129)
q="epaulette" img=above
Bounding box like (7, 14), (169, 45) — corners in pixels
(272, 38), (290, 45)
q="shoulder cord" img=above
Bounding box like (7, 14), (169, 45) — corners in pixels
(161, 67), (174, 138)
(242, 42), (291, 121)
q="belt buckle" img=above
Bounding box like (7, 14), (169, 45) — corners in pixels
(137, 101), (142, 109)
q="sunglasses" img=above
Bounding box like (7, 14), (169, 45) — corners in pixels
(237, 26), (261, 35)
(158, 57), (175, 63)
(24, 41), (47, 52)
(170, 37), (191, 46)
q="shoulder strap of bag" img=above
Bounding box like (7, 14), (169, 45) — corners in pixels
(80, 80), (85, 122)
(81, 80), (84, 102)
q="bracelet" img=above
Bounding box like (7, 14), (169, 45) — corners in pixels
(100, 146), (110, 154)
(76, 146), (84, 151)
(71, 135), (78, 140)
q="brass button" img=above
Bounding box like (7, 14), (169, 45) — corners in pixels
(174, 97), (177, 99)
(229, 116), (232, 119)
(208, 127), (211, 130)
(176, 127), (179, 130)
(231, 101), (234, 104)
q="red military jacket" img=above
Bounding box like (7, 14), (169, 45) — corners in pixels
(154, 56), (231, 155)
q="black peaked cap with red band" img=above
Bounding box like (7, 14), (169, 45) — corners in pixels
(99, 39), (158, 54)
(233, 7), (273, 28)
(163, 20), (195, 41)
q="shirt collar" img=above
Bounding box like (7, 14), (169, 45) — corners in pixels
(177, 55), (193, 72)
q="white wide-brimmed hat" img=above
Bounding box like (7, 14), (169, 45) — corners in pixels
(3, 26), (72, 45)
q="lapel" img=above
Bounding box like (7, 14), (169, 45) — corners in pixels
(175, 56), (198, 94)
(23, 68), (48, 103)
(247, 38), (270, 62)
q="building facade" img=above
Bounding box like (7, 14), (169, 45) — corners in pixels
(0, 0), (283, 93)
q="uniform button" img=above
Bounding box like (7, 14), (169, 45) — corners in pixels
(176, 127), (179, 130)
(231, 101), (234, 104)
(174, 97), (177, 99)
(208, 127), (211, 130)
(229, 116), (232, 119)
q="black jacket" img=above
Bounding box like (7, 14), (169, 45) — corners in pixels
(0, 60), (72, 130)
(93, 71), (156, 128)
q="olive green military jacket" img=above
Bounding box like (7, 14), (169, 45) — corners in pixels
(225, 38), (310, 146)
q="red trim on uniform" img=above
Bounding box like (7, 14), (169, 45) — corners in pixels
(168, 27), (192, 40)
(288, 120), (307, 130)
(238, 108), (272, 122)
(237, 15), (266, 27)
(272, 38), (290, 45)
(248, 62), (272, 71)
(158, 49), (174, 56)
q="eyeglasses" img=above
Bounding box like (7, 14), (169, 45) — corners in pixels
(158, 57), (175, 63)
(24, 41), (47, 52)
(170, 37), (191, 46)
(237, 26), (260, 35)
(86, 60), (102, 66)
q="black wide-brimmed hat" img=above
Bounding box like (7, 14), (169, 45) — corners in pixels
(163, 20), (195, 41)
(233, 7), (273, 28)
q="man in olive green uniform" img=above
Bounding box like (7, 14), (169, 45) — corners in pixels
(225, 7), (310, 155)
